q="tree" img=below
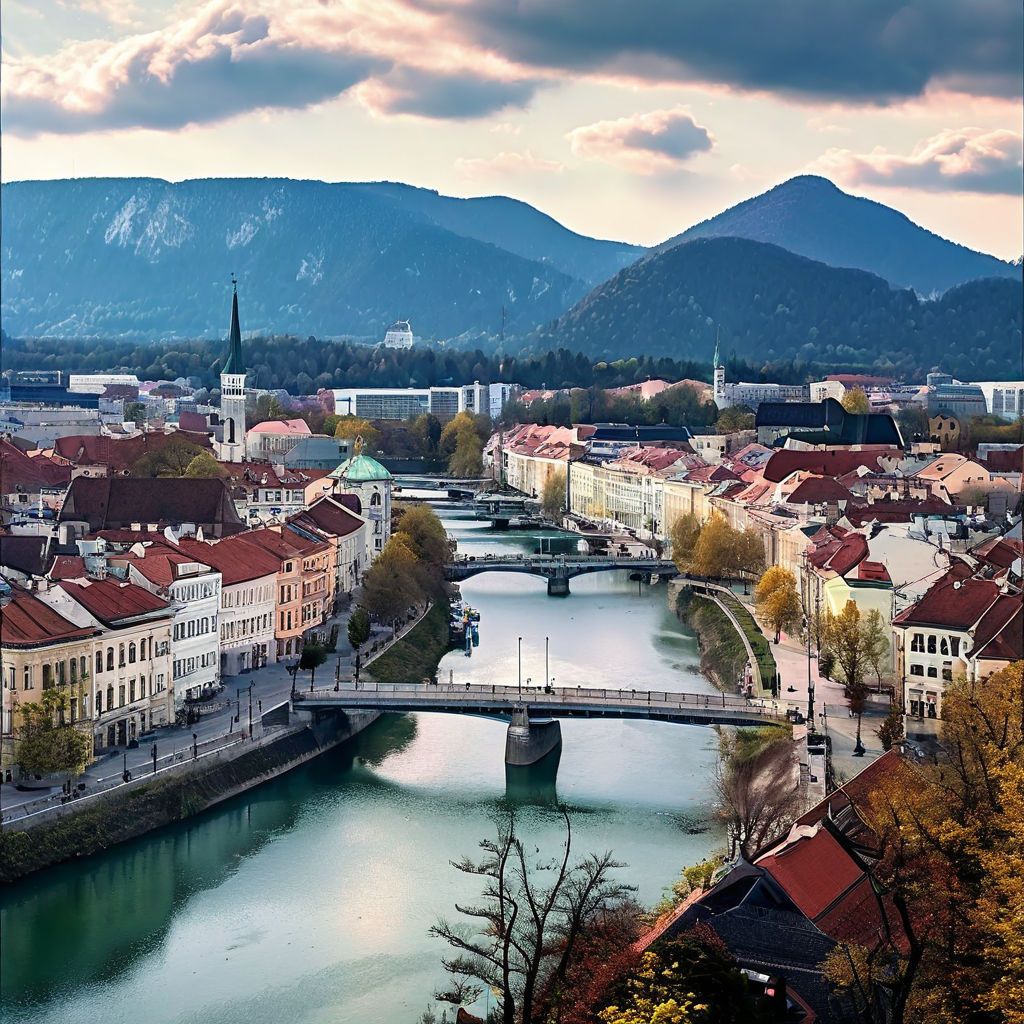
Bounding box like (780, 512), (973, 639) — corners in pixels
(715, 728), (800, 859)
(686, 513), (764, 580)
(541, 468), (566, 521)
(876, 705), (904, 751)
(15, 690), (92, 778)
(414, 413), (443, 455)
(670, 513), (702, 571)
(429, 807), (636, 1023)
(361, 535), (424, 624)
(124, 401), (146, 424)
(347, 607), (371, 651)
(841, 387), (870, 414)
(862, 609), (890, 688)
(299, 643), (328, 687)
(754, 566), (801, 642)
(394, 504), (451, 568)
(335, 416), (380, 452)
(183, 451), (223, 478)
(715, 405), (755, 434)
(448, 424), (483, 478)
(440, 411), (482, 455)
(131, 435), (207, 477)
(822, 601), (872, 754)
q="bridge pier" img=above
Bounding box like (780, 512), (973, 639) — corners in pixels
(546, 575), (570, 596)
(505, 707), (563, 766)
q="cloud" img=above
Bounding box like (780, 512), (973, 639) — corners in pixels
(58, 0), (143, 28)
(567, 107), (713, 173)
(359, 68), (540, 119)
(446, 0), (1023, 101)
(817, 128), (1023, 194)
(455, 149), (564, 178)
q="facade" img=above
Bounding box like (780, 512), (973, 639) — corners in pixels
(330, 383), (516, 422)
(975, 380), (1024, 421)
(1, 587), (101, 771)
(382, 320), (414, 349)
(328, 452), (393, 561)
(245, 418), (312, 462)
(289, 496), (368, 595)
(115, 547), (222, 705)
(217, 281), (247, 463)
(68, 374), (141, 394)
(177, 537), (277, 676)
(42, 578), (175, 752)
(927, 382), (987, 419)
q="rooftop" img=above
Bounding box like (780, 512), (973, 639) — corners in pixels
(1, 587), (100, 648)
(59, 577), (172, 625)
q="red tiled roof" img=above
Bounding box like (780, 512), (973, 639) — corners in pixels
(48, 555), (87, 580)
(807, 530), (868, 577)
(796, 749), (907, 829)
(757, 825), (864, 920)
(763, 449), (885, 484)
(52, 429), (211, 470)
(177, 536), (281, 586)
(970, 596), (1024, 662)
(59, 577), (172, 624)
(290, 496), (364, 539)
(892, 568), (1000, 630)
(118, 549), (213, 588)
(0, 439), (73, 491)
(1, 588), (101, 647)
(854, 560), (892, 584)
(972, 535), (1023, 571)
(843, 497), (958, 525)
(248, 418), (312, 436)
(976, 447), (1023, 475)
(787, 477), (856, 505)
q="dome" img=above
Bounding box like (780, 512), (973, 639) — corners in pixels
(329, 453), (392, 483)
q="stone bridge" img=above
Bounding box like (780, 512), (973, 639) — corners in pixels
(445, 554), (680, 594)
(293, 682), (787, 765)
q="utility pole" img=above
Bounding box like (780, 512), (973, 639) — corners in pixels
(518, 636), (523, 699)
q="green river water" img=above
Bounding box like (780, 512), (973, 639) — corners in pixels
(0, 508), (724, 1024)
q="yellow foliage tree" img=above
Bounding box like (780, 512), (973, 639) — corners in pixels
(754, 566), (801, 642)
(841, 387), (870, 414)
(334, 416), (380, 452)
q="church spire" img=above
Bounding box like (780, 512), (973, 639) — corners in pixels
(713, 326), (720, 370)
(223, 274), (245, 376)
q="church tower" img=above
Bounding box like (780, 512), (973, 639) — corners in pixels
(219, 276), (247, 463)
(712, 331), (728, 408)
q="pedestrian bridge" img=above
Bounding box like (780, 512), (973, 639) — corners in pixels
(445, 554), (680, 594)
(293, 682), (787, 765)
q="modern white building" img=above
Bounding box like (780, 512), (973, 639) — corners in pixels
(68, 374), (141, 395)
(975, 381), (1024, 422)
(713, 342), (808, 409)
(330, 382), (517, 422)
(382, 320), (414, 349)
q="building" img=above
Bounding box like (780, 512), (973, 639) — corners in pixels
(754, 399), (903, 448)
(382, 320), (414, 349)
(808, 380), (846, 403)
(41, 578), (176, 751)
(289, 495), (368, 595)
(1, 586), (102, 771)
(245, 418), (312, 462)
(927, 381), (988, 420)
(68, 374), (141, 395)
(217, 279), (247, 463)
(113, 546), (222, 705)
(714, 344), (808, 409)
(330, 383), (516, 422)
(177, 536), (278, 676)
(327, 450), (393, 560)
(892, 563), (1023, 737)
(58, 477), (246, 539)
(281, 436), (351, 471)
(975, 380), (1024, 422)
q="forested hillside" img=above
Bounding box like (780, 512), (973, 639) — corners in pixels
(536, 237), (1022, 379)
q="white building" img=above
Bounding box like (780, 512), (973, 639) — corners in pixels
(245, 418), (312, 462)
(975, 381), (1024, 422)
(327, 450), (393, 561)
(115, 546), (222, 706)
(714, 342), (808, 409)
(382, 320), (414, 349)
(330, 382), (517, 422)
(68, 374), (141, 395)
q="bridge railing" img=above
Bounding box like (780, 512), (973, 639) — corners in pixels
(449, 554), (677, 567)
(295, 681), (786, 721)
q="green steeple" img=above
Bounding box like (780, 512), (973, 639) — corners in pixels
(223, 275), (245, 376)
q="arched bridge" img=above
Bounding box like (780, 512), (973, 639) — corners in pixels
(445, 554), (680, 594)
(293, 682), (788, 765)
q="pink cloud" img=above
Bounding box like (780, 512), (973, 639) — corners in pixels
(455, 150), (565, 179)
(567, 107), (713, 174)
(817, 127), (1023, 194)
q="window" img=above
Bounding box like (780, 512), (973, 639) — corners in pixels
(96, 651), (103, 674)
(950, 637), (961, 656)
(80, 655), (87, 678)
(910, 664), (924, 676)
(927, 636), (937, 654)
(927, 666), (938, 678)
(70, 659), (77, 682)
(96, 691), (103, 714)
(942, 667), (953, 682)
(7, 667), (14, 690)
(119, 685), (125, 707)
(106, 648), (114, 671)
(128, 643), (136, 664)
(42, 664), (53, 688)
(119, 644), (126, 668)
(23, 666), (31, 689)
(940, 637), (949, 655)
(106, 685), (114, 710)
(130, 680), (136, 702)
(140, 676), (146, 697)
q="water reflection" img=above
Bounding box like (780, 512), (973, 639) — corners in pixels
(505, 747), (561, 806)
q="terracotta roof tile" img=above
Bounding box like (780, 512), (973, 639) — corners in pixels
(763, 450), (885, 484)
(59, 577), (172, 624)
(1, 587), (101, 647)
(893, 569), (1000, 630)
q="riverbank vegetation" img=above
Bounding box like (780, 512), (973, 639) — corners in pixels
(676, 591), (747, 692)
(670, 512), (764, 581)
(366, 602), (451, 685)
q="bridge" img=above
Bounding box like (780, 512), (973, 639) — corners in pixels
(445, 553), (680, 594)
(293, 682), (788, 765)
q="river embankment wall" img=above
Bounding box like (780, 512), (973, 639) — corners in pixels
(0, 710), (378, 883)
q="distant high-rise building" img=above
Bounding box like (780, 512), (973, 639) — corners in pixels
(382, 320), (414, 349)
(217, 278), (247, 464)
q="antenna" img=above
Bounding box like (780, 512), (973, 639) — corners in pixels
(230, 272), (237, 291)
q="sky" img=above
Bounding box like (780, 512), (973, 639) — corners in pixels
(2, 0), (1022, 259)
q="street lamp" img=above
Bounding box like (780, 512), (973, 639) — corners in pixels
(247, 681), (254, 738)
(545, 636), (550, 691)
(518, 636), (523, 699)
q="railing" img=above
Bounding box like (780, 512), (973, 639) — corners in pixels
(295, 681), (787, 722)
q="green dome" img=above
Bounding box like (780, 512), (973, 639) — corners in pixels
(329, 453), (392, 483)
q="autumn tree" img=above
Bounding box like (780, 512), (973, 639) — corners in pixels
(669, 513), (702, 572)
(841, 387), (871, 414)
(715, 404), (755, 433)
(394, 504), (451, 569)
(130, 435), (207, 477)
(822, 601), (872, 754)
(753, 566), (802, 642)
(541, 468), (566, 521)
(334, 416), (380, 452)
(448, 421), (484, 478)
(15, 690), (92, 778)
(686, 513), (764, 580)
(360, 534), (425, 625)
(184, 451), (224, 478)
(429, 807), (636, 1023)
(861, 609), (890, 688)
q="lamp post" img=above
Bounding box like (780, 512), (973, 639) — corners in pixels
(151, 743), (158, 775)
(518, 636), (522, 699)
(545, 636), (550, 691)
(247, 681), (254, 738)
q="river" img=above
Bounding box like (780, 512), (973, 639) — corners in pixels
(0, 506), (724, 1024)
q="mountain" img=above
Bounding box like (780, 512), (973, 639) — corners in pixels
(0, 178), (641, 341)
(536, 236), (1023, 379)
(661, 176), (1018, 296)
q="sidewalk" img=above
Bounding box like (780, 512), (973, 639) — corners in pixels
(1, 601), (365, 822)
